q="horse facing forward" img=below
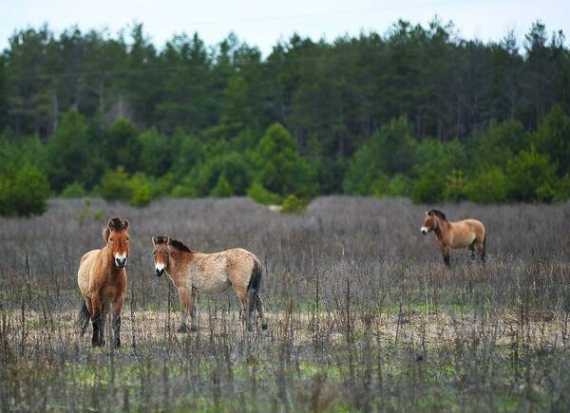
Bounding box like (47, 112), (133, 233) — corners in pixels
(420, 209), (486, 266)
(78, 217), (130, 347)
(152, 236), (268, 332)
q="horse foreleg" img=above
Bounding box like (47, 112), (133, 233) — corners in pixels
(177, 287), (193, 332)
(90, 296), (105, 347)
(188, 289), (199, 332)
(441, 246), (451, 267)
(112, 296), (124, 348)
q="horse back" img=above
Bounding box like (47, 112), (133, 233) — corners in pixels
(452, 219), (485, 245)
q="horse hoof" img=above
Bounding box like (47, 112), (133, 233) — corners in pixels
(190, 325), (199, 332)
(261, 323), (268, 330)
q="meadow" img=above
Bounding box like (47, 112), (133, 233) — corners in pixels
(1, 197), (570, 412)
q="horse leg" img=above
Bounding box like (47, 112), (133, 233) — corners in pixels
(478, 238), (486, 262)
(91, 296), (105, 347)
(177, 287), (193, 332)
(112, 296), (124, 348)
(79, 299), (91, 337)
(441, 246), (451, 267)
(255, 293), (268, 330)
(469, 241), (476, 261)
(188, 289), (199, 332)
(234, 286), (252, 331)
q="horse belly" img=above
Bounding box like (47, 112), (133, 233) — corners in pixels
(192, 275), (230, 294)
(451, 231), (476, 249)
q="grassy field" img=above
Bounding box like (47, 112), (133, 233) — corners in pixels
(1, 197), (570, 412)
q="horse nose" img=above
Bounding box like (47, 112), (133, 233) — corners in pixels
(420, 227), (428, 234)
(115, 257), (128, 268)
(155, 267), (164, 277)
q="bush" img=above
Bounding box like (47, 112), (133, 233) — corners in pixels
(210, 174), (234, 198)
(463, 166), (508, 204)
(411, 169), (445, 204)
(99, 167), (133, 202)
(0, 163), (51, 217)
(61, 182), (88, 198)
(280, 194), (308, 214)
(247, 182), (281, 205)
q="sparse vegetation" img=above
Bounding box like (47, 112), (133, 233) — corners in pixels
(1, 197), (569, 412)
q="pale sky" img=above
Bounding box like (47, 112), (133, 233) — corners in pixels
(1, 0), (568, 56)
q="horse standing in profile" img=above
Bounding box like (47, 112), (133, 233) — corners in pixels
(420, 209), (486, 266)
(78, 217), (130, 347)
(152, 235), (268, 332)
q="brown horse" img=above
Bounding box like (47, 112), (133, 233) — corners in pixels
(152, 236), (268, 332)
(78, 217), (130, 347)
(420, 209), (486, 266)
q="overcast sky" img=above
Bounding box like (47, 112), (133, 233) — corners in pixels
(1, 0), (568, 56)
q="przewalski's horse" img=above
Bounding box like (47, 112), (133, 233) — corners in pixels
(152, 235), (268, 332)
(78, 217), (130, 347)
(420, 209), (486, 266)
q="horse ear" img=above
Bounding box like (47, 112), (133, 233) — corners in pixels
(425, 211), (429, 216)
(165, 237), (170, 245)
(124, 219), (129, 229)
(103, 227), (110, 241)
(152, 236), (156, 246)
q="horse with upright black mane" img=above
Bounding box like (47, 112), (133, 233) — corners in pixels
(78, 217), (130, 347)
(152, 235), (268, 332)
(420, 209), (486, 266)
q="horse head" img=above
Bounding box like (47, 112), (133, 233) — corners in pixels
(152, 235), (170, 277)
(105, 217), (130, 268)
(420, 210), (445, 234)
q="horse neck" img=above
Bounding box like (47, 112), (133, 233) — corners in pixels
(169, 249), (196, 273)
(433, 216), (449, 236)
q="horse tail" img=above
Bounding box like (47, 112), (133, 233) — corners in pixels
(248, 258), (263, 293)
(78, 301), (90, 337)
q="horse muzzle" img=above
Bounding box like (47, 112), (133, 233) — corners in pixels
(420, 227), (429, 235)
(155, 265), (165, 277)
(115, 258), (128, 268)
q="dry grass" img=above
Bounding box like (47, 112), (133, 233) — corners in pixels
(1, 197), (570, 411)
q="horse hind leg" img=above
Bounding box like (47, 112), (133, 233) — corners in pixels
(78, 301), (91, 337)
(469, 240), (476, 261)
(255, 292), (268, 330)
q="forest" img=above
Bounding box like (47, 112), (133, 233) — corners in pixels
(1, 19), (570, 216)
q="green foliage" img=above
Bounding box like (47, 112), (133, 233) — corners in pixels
(193, 151), (253, 197)
(61, 182), (88, 198)
(128, 173), (153, 207)
(463, 166), (508, 204)
(506, 146), (557, 202)
(171, 175), (199, 198)
(3, 23), (570, 205)
(46, 110), (99, 193)
(280, 194), (308, 214)
(210, 174), (233, 198)
(444, 169), (467, 202)
(106, 118), (141, 173)
(344, 117), (416, 195)
(0, 162), (51, 217)
(532, 104), (570, 176)
(99, 167), (133, 202)
(247, 182), (281, 205)
(253, 123), (316, 198)
(411, 168), (446, 204)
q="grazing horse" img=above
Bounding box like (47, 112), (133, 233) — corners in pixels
(78, 217), (130, 347)
(420, 209), (486, 266)
(152, 235), (268, 332)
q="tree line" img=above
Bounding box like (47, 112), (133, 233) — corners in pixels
(1, 19), (569, 216)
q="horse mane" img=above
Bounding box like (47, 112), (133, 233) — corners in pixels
(428, 209), (447, 221)
(170, 239), (192, 253)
